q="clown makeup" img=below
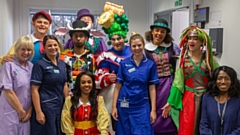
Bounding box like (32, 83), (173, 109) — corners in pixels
(110, 35), (125, 51)
(110, 36), (122, 42)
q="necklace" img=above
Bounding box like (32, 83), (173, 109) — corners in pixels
(217, 95), (228, 135)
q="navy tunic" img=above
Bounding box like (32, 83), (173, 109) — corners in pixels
(200, 93), (240, 135)
(30, 54), (67, 135)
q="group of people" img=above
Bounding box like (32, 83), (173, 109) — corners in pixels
(0, 2), (240, 135)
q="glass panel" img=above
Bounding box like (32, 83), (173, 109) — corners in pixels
(30, 10), (105, 47)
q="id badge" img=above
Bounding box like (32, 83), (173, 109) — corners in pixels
(128, 67), (136, 73)
(120, 101), (129, 108)
(53, 69), (60, 74)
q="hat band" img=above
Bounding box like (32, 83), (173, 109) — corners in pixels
(153, 22), (167, 27)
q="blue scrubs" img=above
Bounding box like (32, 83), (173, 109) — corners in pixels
(30, 54), (67, 135)
(116, 56), (159, 135)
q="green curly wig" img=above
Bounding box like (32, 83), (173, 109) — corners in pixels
(102, 14), (129, 45)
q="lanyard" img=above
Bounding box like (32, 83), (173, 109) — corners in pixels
(217, 96), (228, 135)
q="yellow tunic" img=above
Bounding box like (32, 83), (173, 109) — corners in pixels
(61, 96), (110, 135)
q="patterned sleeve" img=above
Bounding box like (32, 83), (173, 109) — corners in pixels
(95, 52), (114, 89)
(96, 96), (110, 135)
(0, 62), (13, 90)
(95, 60), (111, 89)
(61, 96), (74, 135)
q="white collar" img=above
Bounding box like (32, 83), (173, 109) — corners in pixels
(77, 99), (91, 107)
(74, 50), (87, 58)
(145, 42), (171, 51)
(27, 33), (41, 43)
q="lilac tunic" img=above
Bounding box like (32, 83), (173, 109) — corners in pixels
(0, 57), (33, 135)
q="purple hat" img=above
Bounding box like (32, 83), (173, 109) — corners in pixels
(76, 9), (94, 23)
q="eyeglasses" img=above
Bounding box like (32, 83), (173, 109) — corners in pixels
(110, 36), (122, 42)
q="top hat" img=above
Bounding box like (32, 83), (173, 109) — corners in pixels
(68, 20), (90, 37)
(32, 10), (52, 24)
(150, 19), (171, 33)
(76, 9), (94, 23)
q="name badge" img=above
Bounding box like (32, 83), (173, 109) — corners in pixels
(120, 101), (129, 108)
(53, 69), (60, 74)
(128, 68), (136, 73)
(120, 97), (129, 108)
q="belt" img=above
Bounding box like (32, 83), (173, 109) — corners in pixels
(185, 85), (206, 93)
(74, 121), (96, 130)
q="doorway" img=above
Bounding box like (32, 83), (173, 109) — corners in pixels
(154, 7), (189, 45)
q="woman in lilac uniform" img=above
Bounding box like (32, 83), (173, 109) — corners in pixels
(0, 36), (34, 135)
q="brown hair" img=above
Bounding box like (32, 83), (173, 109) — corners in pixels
(145, 30), (174, 44)
(43, 35), (63, 52)
(129, 32), (145, 46)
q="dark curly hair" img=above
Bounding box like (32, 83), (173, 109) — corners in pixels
(207, 66), (240, 97)
(70, 71), (98, 121)
(145, 30), (173, 44)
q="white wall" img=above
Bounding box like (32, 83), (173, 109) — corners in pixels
(148, 0), (240, 74)
(12, 0), (148, 42)
(0, 0), (14, 56)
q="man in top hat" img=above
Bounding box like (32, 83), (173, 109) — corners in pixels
(64, 8), (107, 60)
(0, 10), (53, 65)
(59, 20), (94, 95)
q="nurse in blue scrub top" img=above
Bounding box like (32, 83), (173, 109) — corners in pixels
(112, 32), (159, 135)
(30, 35), (68, 135)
